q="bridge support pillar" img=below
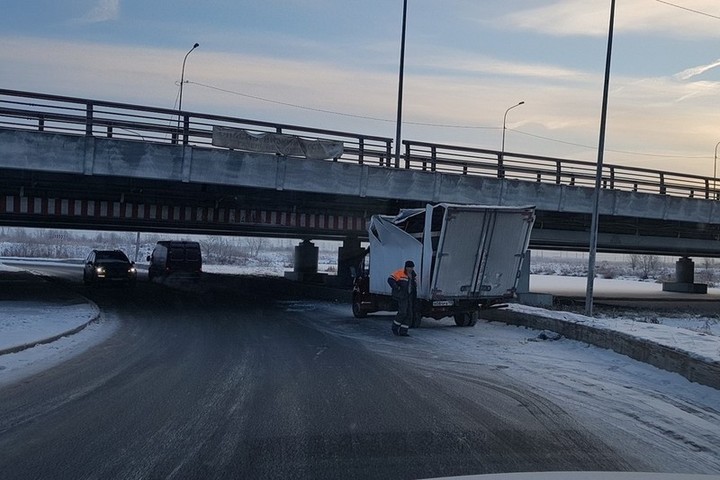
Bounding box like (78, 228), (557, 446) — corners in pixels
(662, 256), (707, 294)
(285, 240), (324, 283)
(336, 236), (365, 287)
(294, 239), (319, 274)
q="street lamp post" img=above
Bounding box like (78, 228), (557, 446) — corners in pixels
(500, 101), (524, 178)
(177, 42), (199, 142)
(394, 0), (408, 168)
(585, 0), (616, 317)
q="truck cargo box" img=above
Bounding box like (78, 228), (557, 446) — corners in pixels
(354, 203), (535, 325)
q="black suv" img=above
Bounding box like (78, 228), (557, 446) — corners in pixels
(83, 250), (137, 287)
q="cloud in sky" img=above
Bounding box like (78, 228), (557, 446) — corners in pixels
(2, 33), (717, 172)
(416, 54), (592, 84)
(501, 0), (720, 38)
(4, 0), (720, 175)
(77, 0), (120, 24)
(674, 59), (720, 80)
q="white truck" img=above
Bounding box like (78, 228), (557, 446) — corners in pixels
(352, 203), (535, 327)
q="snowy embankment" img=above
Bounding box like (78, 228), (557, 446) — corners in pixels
(0, 301), (99, 354)
(0, 263), (100, 354)
(0, 261), (115, 387)
(531, 273), (720, 298)
(505, 303), (720, 365)
(531, 273), (720, 338)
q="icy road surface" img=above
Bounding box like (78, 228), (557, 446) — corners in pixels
(306, 302), (720, 474)
(1, 263), (719, 478)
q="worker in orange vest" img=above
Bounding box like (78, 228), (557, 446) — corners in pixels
(387, 260), (417, 336)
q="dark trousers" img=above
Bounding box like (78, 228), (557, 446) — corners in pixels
(392, 296), (412, 335)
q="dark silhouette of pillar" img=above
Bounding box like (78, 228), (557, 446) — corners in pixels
(294, 239), (318, 274)
(662, 256), (707, 294)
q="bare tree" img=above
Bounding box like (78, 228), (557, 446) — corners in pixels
(200, 236), (249, 264)
(628, 254), (641, 272)
(244, 237), (268, 259)
(697, 258), (716, 286)
(639, 254), (659, 279)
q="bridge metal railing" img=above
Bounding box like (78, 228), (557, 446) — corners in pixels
(402, 140), (719, 200)
(1, 89), (717, 200)
(0, 89), (393, 167)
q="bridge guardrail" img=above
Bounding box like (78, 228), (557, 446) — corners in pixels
(0, 89), (393, 167)
(402, 140), (719, 200)
(1, 89), (717, 201)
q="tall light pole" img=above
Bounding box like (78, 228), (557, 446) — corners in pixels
(394, 0), (408, 168)
(500, 101), (524, 179)
(585, 0), (615, 317)
(714, 141), (720, 199)
(177, 42), (199, 140)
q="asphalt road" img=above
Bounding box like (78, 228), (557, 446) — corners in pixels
(0, 264), (646, 479)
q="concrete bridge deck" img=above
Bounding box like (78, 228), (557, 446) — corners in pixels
(1, 89), (719, 258)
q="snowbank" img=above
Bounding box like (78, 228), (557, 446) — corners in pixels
(0, 262), (21, 272)
(0, 300), (100, 353)
(505, 303), (720, 365)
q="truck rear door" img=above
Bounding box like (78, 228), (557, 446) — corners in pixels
(430, 207), (489, 298)
(430, 206), (534, 299)
(476, 208), (534, 297)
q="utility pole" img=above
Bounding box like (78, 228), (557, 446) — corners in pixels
(394, 0), (408, 168)
(586, 0), (616, 317)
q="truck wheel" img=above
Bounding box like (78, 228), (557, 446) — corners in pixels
(352, 300), (367, 318)
(454, 313), (469, 327)
(454, 312), (477, 327)
(411, 313), (422, 328)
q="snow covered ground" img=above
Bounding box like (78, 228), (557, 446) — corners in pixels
(0, 262), (118, 386)
(201, 250), (338, 277)
(0, 301), (99, 352)
(301, 301), (720, 473)
(506, 303), (720, 364)
(1, 257), (720, 470)
(531, 274), (720, 298)
(528, 275), (720, 357)
(0, 262), (100, 353)
(0, 317), (118, 387)
(2, 257), (719, 392)
(3, 258), (719, 363)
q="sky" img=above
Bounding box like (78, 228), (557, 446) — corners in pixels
(2, 1), (720, 175)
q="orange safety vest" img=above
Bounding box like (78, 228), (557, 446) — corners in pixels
(390, 268), (410, 282)
(389, 267), (416, 302)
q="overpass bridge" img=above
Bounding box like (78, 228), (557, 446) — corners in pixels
(1, 88), (720, 283)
